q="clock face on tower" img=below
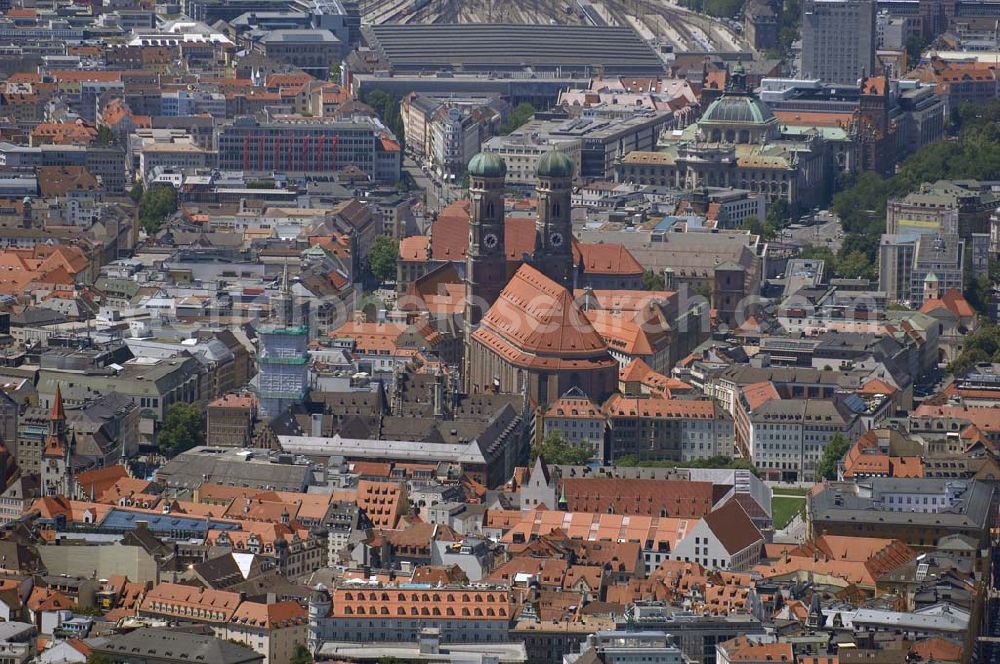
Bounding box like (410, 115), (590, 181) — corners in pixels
(483, 233), (499, 250)
(549, 232), (564, 248)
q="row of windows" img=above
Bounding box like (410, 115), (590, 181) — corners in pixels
(341, 606), (505, 617)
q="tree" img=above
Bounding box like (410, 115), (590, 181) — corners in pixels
(816, 432), (851, 481)
(368, 235), (400, 283)
(96, 125), (114, 146)
(615, 454), (760, 476)
(128, 181), (144, 204)
(905, 34), (927, 65)
(741, 214), (779, 241)
(836, 250), (875, 280)
(777, 0), (802, 51)
(138, 185), (177, 234)
(966, 259), (1000, 316)
(949, 324), (1000, 374)
(290, 644), (313, 664)
(157, 402), (205, 457)
(364, 89), (405, 150)
(765, 199), (791, 229)
(500, 103), (537, 135)
(86, 655), (113, 664)
(642, 269), (665, 291)
(531, 431), (593, 466)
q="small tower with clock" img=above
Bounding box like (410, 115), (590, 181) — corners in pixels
(533, 148), (575, 288)
(463, 151), (508, 384)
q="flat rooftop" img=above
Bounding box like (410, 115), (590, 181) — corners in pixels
(363, 23), (667, 76)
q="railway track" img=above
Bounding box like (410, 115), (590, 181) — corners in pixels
(366, 0), (410, 24)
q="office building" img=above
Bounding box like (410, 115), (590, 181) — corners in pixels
(801, 0), (877, 85)
(879, 233), (965, 307)
(216, 116), (401, 183)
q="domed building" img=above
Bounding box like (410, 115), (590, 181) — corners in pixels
(617, 63), (830, 213)
(698, 93), (779, 145)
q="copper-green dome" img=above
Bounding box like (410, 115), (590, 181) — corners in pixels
(467, 152), (507, 178)
(536, 149), (574, 178)
(701, 94), (775, 125)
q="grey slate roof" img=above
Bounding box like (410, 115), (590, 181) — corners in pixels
(811, 478), (995, 531)
(93, 627), (263, 664)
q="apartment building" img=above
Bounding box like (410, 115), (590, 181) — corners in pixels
(308, 584), (513, 644)
(227, 601), (308, 664)
(746, 398), (862, 482)
(604, 395), (734, 464)
(539, 388), (607, 459)
(207, 393), (257, 447)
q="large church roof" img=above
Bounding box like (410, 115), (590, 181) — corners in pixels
(473, 265), (614, 370)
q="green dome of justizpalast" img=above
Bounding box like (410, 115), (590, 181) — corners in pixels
(700, 94), (775, 125)
(467, 152), (507, 178)
(536, 149), (575, 178)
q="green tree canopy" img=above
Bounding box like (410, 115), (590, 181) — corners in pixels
(949, 324), (1000, 374)
(830, 100), (1000, 265)
(365, 89), (405, 150)
(765, 199), (790, 229)
(500, 103), (537, 135)
(129, 180), (144, 204)
(96, 125), (114, 146)
(615, 454), (759, 476)
(158, 402), (205, 457)
(291, 644), (313, 664)
(138, 185), (177, 234)
(531, 431), (593, 466)
(816, 432), (851, 481)
(740, 215), (778, 241)
(368, 235), (400, 283)
(642, 270), (665, 291)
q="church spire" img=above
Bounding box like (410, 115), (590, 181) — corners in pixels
(51, 383), (65, 423)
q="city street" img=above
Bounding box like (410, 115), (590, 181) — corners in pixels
(402, 155), (460, 213)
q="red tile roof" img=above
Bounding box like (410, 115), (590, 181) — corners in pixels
(573, 242), (643, 276)
(703, 501), (762, 555)
(473, 265), (616, 372)
(559, 477), (718, 518)
(603, 394), (718, 419)
(920, 289), (976, 318)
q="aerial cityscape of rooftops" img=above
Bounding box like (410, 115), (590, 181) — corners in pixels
(1, 0), (1000, 662)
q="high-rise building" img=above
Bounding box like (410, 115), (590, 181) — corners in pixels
(801, 0), (876, 85)
(255, 267), (310, 419)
